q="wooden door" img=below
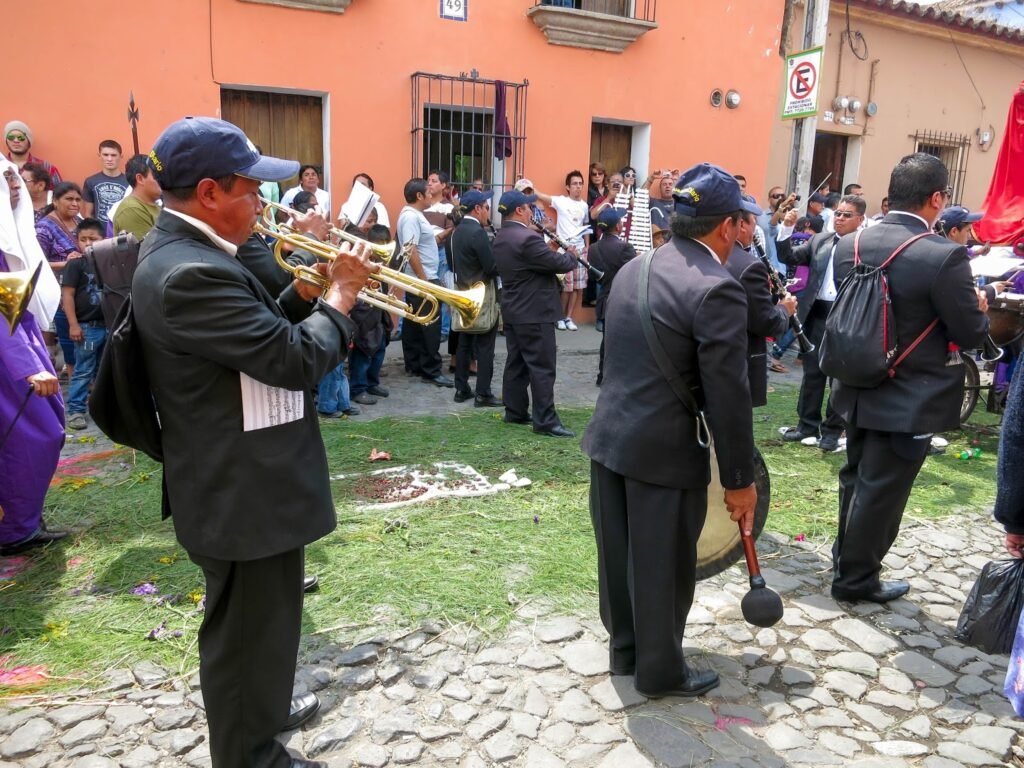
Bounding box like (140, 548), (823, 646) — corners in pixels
(811, 132), (848, 195)
(220, 90), (324, 193)
(590, 122), (632, 176)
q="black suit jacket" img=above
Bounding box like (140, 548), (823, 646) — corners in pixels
(831, 211), (989, 433)
(776, 231), (837, 323)
(132, 211), (354, 561)
(725, 244), (790, 407)
(493, 220), (576, 324)
(588, 235), (637, 321)
(451, 217), (496, 289)
(582, 237), (754, 490)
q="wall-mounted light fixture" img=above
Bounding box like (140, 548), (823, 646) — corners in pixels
(725, 90), (741, 109)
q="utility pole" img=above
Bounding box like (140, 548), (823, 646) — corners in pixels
(788, 0), (830, 208)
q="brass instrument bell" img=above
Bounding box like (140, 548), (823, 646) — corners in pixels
(0, 263), (42, 335)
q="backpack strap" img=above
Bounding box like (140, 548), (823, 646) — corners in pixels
(636, 245), (711, 448)
(881, 231), (940, 377)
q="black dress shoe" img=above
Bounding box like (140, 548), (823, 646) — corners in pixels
(302, 575), (319, 593)
(453, 390), (474, 403)
(289, 758), (327, 768)
(636, 669), (720, 698)
(819, 434), (840, 452)
(282, 692), (320, 731)
(831, 579), (910, 604)
(534, 425), (576, 438)
(0, 527), (69, 556)
(503, 412), (531, 425)
(423, 375), (455, 388)
(610, 663), (635, 676)
(782, 428), (817, 442)
(474, 395), (503, 408)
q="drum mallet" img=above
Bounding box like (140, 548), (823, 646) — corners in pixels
(738, 523), (784, 627)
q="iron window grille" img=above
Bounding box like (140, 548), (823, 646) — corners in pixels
(531, 0), (656, 21)
(912, 130), (971, 206)
(411, 72), (528, 194)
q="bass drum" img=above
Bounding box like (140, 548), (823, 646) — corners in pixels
(695, 445), (771, 581)
(988, 292), (1024, 347)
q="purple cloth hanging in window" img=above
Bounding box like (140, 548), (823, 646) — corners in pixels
(494, 81), (513, 160)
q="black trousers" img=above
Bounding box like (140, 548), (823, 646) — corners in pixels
(455, 324), (497, 397)
(832, 424), (929, 593)
(400, 290), (442, 378)
(502, 322), (560, 431)
(589, 460), (707, 694)
(797, 302), (844, 438)
(188, 547), (304, 768)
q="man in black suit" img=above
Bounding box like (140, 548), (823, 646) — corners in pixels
(132, 117), (375, 768)
(727, 211), (796, 407)
(776, 194), (866, 451)
(587, 208), (636, 386)
(492, 189), (577, 437)
(582, 163), (759, 698)
(450, 189), (501, 407)
(829, 153), (989, 603)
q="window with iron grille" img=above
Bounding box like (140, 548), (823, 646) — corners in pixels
(531, 0), (657, 21)
(912, 130), (971, 206)
(411, 72), (528, 194)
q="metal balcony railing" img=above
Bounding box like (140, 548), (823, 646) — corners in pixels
(532, 0), (657, 23)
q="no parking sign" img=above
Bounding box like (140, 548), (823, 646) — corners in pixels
(782, 47), (823, 120)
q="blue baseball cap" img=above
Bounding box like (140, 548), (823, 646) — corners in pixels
(596, 208), (626, 229)
(808, 191), (828, 205)
(938, 205), (983, 229)
(498, 189), (538, 215)
(147, 117), (299, 189)
(672, 163), (762, 217)
(460, 189), (492, 211)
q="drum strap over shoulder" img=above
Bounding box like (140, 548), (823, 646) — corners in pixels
(637, 246), (711, 448)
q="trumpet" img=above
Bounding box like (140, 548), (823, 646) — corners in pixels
(0, 263), (42, 335)
(259, 198), (409, 269)
(253, 202), (484, 327)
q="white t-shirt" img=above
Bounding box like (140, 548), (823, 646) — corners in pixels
(281, 186), (331, 217)
(550, 195), (589, 249)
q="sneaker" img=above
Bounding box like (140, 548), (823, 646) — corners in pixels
(565, 319), (578, 331)
(342, 405), (361, 416)
(352, 392), (378, 405)
(556, 320), (567, 331)
(67, 414), (88, 431)
(366, 385), (390, 397)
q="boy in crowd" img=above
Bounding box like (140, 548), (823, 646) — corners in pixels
(61, 219), (108, 430)
(112, 154), (161, 240)
(83, 140), (129, 224)
(534, 170), (590, 330)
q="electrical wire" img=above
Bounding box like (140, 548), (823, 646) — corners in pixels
(950, 33), (986, 110)
(209, 0), (220, 85)
(843, 0), (869, 60)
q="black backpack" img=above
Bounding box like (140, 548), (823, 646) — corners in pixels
(818, 230), (936, 388)
(87, 233), (140, 329)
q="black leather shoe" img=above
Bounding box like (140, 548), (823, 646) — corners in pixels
(282, 692), (320, 731)
(534, 425), (576, 438)
(0, 527), (69, 556)
(367, 385), (389, 397)
(302, 575), (319, 593)
(289, 759), (327, 767)
(635, 669), (720, 698)
(504, 412), (531, 425)
(424, 375), (454, 388)
(610, 663), (635, 676)
(474, 395), (503, 408)
(831, 580), (910, 604)
(453, 390), (474, 403)
(819, 434), (840, 452)
(782, 428), (817, 442)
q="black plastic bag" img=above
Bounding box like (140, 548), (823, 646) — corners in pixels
(954, 559), (1024, 654)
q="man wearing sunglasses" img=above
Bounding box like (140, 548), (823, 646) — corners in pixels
(4, 121), (62, 184)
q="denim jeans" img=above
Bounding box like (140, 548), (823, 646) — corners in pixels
(53, 307), (76, 368)
(437, 252), (452, 338)
(317, 364), (351, 414)
(67, 324), (106, 414)
(349, 341), (386, 396)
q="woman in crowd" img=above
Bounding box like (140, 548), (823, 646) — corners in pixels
(282, 164), (330, 217)
(35, 181), (84, 380)
(587, 162), (609, 208)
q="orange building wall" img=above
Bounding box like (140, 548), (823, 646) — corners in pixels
(10, 0), (787, 217)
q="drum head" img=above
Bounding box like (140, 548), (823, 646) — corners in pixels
(695, 446), (771, 581)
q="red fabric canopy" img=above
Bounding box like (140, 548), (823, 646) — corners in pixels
(975, 82), (1024, 246)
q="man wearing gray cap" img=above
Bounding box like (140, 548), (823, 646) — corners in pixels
(132, 117), (375, 768)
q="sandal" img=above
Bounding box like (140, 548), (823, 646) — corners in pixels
(769, 360), (788, 373)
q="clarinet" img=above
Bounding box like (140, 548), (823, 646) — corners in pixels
(752, 240), (816, 355)
(532, 222), (605, 282)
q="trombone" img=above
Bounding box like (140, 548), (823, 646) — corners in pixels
(253, 200), (484, 327)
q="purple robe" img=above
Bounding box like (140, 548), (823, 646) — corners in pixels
(0, 251), (65, 546)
